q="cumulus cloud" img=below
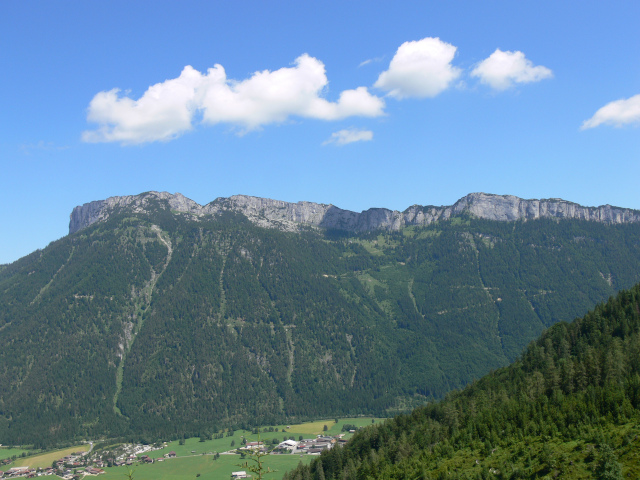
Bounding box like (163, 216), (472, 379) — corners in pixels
(82, 66), (203, 144)
(83, 54), (385, 144)
(581, 94), (640, 130)
(323, 128), (373, 146)
(471, 49), (553, 90)
(374, 37), (461, 99)
(198, 55), (384, 128)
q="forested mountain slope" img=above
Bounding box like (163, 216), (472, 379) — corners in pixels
(1, 193), (640, 446)
(285, 284), (640, 480)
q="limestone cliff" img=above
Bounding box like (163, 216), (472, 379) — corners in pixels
(69, 191), (640, 235)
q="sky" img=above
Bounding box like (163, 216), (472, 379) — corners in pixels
(1, 0), (639, 264)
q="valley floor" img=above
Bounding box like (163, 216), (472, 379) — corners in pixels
(0, 418), (381, 480)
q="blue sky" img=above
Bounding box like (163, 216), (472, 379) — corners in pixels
(1, 0), (639, 264)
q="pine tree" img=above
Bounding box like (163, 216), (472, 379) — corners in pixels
(595, 444), (623, 480)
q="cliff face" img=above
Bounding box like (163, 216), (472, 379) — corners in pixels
(69, 191), (640, 235)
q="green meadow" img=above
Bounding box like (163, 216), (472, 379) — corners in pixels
(97, 418), (381, 480)
(101, 454), (312, 480)
(0, 418), (380, 479)
(148, 417), (382, 459)
(285, 417), (383, 437)
(0, 447), (30, 461)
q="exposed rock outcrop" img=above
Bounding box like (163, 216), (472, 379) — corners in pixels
(69, 191), (640, 235)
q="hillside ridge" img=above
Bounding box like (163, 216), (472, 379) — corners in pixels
(5, 190), (640, 446)
(69, 191), (640, 235)
(284, 283), (640, 480)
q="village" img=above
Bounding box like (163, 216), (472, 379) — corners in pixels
(0, 451), (101, 480)
(236, 433), (348, 456)
(0, 424), (359, 480)
(0, 442), (164, 479)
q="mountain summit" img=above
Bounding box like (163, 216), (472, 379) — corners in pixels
(69, 191), (640, 235)
(3, 191), (640, 446)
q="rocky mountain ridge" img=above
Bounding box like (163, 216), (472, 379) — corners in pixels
(69, 191), (640, 235)
(7, 188), (640, 446)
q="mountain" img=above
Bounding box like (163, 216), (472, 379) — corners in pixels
(2, 191), (640, 447)
(69, 191), (640, 235)
(284, 283), (640, 479)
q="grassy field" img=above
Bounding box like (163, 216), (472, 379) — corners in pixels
(0, 447), (30, 461)
(92, 418), (382, 480)
(283, 420), (335, 436)
(100, 453), (312, 480)
(147, 417), (383, 460)
(3, 418), (380, 479)
(152, 435), (245, 458)
(286, 417), (383, 437)
(12, 444), (89, 469)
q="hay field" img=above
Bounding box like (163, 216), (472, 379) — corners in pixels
(12, 444), (89, 469)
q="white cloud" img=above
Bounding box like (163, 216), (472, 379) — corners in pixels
(581, 94), (640, 130)
(374, 37), (461, 99)
(471, 49), (552, 90)
(82, 66), (203, 144)
(83, 54), (385, 144)
(323, 128), (373, 146)
(359, 56), (384, 68)
(198, 55), (384, 129)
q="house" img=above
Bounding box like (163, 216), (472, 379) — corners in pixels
(277, 440), (298, 450)
(231, 471), (249, 479)
(7, 467), (30, 475)
(166, 451), (176, 458)
(84, 467), (105, 476)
